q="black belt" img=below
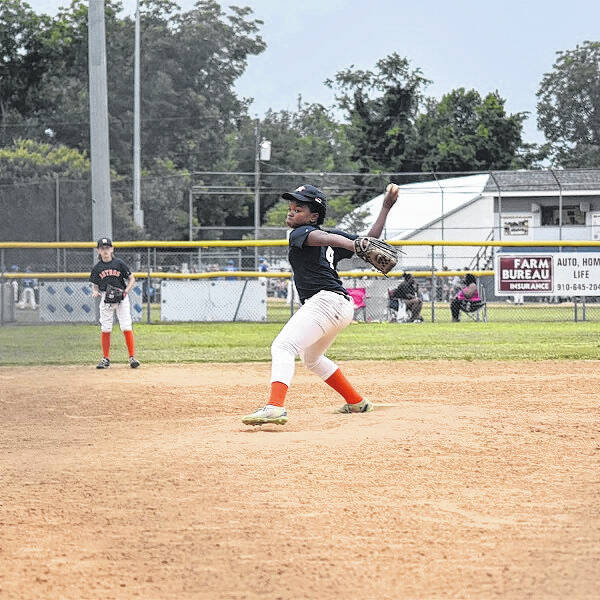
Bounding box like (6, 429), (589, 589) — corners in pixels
(330, 289), (352, 301)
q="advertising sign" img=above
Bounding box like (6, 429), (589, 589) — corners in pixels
(495, 253), (600, 296)
(501, 215), (532, 240)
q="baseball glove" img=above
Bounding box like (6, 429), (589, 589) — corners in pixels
(104, 284), (125, 304)
(354, 237), (397, 275)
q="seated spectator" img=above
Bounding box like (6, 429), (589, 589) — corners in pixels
(389, 272), (423, 323)
(450, 274), (484, 322)
(10, 265), (19, 302)
(225, 259), (237, 281)
(17, 267), (38, 310)
(19, 267), (37, 309)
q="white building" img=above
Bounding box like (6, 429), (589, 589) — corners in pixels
(342, 169), (600, 270)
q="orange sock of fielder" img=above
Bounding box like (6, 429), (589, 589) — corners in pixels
(268, 381), (288, 407)
(101, 332), (111, 358)
(123, 330), (135, 357)
(325, 368), (362, 404)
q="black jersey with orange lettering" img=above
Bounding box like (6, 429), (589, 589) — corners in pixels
(288, 225), (356, 303)
(89, 258), (131, 291)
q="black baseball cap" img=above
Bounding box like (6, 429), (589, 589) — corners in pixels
(97, 237), (113, 248)
(282, 184), (326, 207)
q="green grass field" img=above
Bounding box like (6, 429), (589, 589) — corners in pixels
(1, 318), (599, 366)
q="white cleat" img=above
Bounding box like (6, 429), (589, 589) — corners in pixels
(334, 398), (374, 414)
(242, 404), (288, 425)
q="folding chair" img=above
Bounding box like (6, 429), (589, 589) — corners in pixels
(461, 286), (487, 322)
(387, 289), (412, 323)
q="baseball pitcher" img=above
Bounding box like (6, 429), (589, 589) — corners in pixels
(242, 183), (399, 425)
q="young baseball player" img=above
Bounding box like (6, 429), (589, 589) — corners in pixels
(90, 237), (140, 369)
(242, 183), (399, 425)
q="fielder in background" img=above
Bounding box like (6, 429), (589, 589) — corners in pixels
(242, 183), (399, 426)
(90, 238), (140, 369)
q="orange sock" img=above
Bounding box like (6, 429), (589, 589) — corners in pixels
(268, 381), (288, 407)
(101, 332), (111, 358)
(325, 368), (362, 404)
(123, 330), (135, 357)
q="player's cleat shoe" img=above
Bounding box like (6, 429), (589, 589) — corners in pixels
(242, 405), (288, 425)
(96, 357), (110, 369)
(129, 356), (140, 368)
(335, 398), (373, 414)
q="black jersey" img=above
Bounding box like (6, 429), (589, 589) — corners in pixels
(288, 225), (356, 303)
(89, 257), (131, 291)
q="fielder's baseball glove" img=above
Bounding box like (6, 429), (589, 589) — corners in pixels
(104, 284), (125, 303)
(354, 237), (397, 275)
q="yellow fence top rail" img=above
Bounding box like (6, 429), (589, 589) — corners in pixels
(2, 240), (600, 249)
(3, 270), (495, 280)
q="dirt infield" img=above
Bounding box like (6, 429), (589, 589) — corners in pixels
(1, 361), (598, 599)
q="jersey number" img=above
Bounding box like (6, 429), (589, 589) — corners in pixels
(325, 246), (335, 270)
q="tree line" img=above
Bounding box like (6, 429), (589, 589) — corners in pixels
(0, 0), (598, 241)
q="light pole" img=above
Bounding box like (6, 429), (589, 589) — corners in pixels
(253, 121), (271, 269)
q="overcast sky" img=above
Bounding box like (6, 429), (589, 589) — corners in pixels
(25, 0), (600, 144)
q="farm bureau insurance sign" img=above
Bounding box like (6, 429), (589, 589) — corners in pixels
(495, 253), (600, 296)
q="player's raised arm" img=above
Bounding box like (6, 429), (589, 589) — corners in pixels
(305, 229), (354, 250)
(367, 183), (399, 238)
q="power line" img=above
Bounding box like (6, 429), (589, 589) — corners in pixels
(0, 114), (231, 129)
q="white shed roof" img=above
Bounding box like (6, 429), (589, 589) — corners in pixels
(342, 174), (490, 239)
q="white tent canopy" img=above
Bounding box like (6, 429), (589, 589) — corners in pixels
(341, 174), (490, 239)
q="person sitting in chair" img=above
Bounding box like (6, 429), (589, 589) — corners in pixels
(389, 272), (423, 323)
(450, 273), (483, 322)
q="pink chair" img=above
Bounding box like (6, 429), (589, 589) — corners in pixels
(346, 287), (367, 321)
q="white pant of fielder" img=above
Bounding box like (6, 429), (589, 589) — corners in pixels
(270, 290), (354, 386)
(99, 293), (132, 332)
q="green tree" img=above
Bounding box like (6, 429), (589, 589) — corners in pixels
(218, 102), (355, 238)
(537, 41), (600, 167)
(256, 102), (355, 216)
(140, 164), (191, 240)
(0, 0), (267, 240)
(0, 139), (91, 242)
(0, 138), (140, 242)
(410, 89), (532, 171)
(0, 0), (58, 135)
(264, 195), (369, 234)
(1, 0), (266, 175)
(326, 53), (431, 173)
(325, 53), (431, 205)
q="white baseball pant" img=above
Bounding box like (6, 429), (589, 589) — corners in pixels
(99, 293), (132, 332)
(270, 290), (354, 386)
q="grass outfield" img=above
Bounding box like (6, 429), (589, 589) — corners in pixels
(1, 319), (599, 365)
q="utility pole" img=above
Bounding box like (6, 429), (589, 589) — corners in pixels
(88, 0), (112, 240)
(254, 120), (260, 269)
(133, 0), (143, 231)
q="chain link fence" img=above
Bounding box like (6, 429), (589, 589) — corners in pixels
(2, 241), (600, 325)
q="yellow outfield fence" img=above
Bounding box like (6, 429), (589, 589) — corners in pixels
(1, 270), (495, 280)
(3, 239), (600, 249)
(1, 240), (599, 325)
